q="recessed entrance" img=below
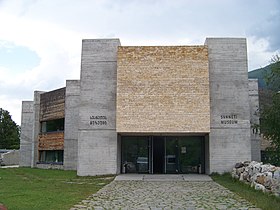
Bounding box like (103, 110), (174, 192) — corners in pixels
(121, 135), (205, 174)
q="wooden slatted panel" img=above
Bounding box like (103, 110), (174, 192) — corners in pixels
(40, 87), (65, 121)
(38, 132), (64, 150)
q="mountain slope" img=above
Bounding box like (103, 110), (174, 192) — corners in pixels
(248, 65), (271, 90)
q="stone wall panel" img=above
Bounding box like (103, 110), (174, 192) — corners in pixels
(117, 46), (210, 133)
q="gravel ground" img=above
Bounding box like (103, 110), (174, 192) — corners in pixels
(70, 179), (259, 210)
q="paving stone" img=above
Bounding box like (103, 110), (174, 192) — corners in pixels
(71, 180), (258, 209)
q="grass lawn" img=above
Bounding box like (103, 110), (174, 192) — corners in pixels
(0, 167), (114, 210)
(212, 173), (280, 210)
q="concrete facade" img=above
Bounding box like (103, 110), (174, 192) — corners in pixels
(31, 91), (44, 167)
(19, 37), (260, 176)
(206, 38), (251, 173)
(1, 150), (19, 166)
(64, 80), (80, 170)
(77, 39), (121, 176)
(19, 101), (34, 167)
(248, 79), (261, 161)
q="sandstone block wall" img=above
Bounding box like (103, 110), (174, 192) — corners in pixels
(117, 46), (210, 133)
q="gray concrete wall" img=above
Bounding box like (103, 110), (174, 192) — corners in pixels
(31, 91), (44, 167)
(36, 163), (64, 170)
(206, 38), (251, 173)
(77, 39), (121, 176)
(64, 80), (80, 170)
(204, 135), (210, 174)
(2, 150), (19, 165)
(117, 134), (121, 174)
(19, 101), (34, 167)
(249, 79), (261, 161)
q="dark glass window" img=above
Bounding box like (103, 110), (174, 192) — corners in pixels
(164, 136), (204, 174)
(121, 136), (149, 173)
(41, 118), (64, 133)
(39, 150), (64, 164)
(177, 136), (204, 174)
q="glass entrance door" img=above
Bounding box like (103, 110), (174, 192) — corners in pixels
(121, 136), (149, 173)
(165, 137), (179, 173)
(151, 136), (205, 174)
(152, 136), (165, 173)
(152, 136), (179, 174)
(121, 135), (205, 174)
(177, 136), (204, 174)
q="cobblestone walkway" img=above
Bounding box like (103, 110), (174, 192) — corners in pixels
(71, 179), (259, 210)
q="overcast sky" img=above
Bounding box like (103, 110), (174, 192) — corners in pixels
(0, 0), (279, 125)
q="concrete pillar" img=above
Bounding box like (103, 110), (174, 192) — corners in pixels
(77, 39), (121, 176)
(31, 91), (44, 167)
(204, 134), (210, 174)
(206, 38), (251, 173)
(19, 101), (34, 167)
(249, 79), (261, 161)
(64, 80), (80, 170)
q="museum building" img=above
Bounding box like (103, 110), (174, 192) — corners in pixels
(19, 38), (261, 176)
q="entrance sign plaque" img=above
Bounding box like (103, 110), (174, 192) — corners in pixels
(220, 114), (238, 125)
(89, 115), (108, 126)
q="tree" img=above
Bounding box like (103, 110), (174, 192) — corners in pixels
(265, 54), (280, 91)
(261, 55), (280, 166)
(0, 108), (20, 149)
